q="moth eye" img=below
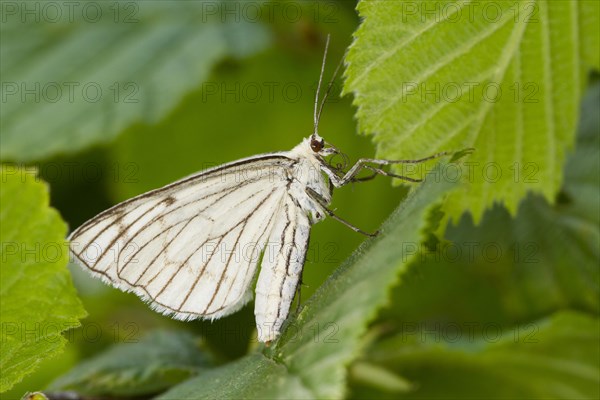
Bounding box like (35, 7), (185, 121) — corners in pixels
(311, 139), (324, 152)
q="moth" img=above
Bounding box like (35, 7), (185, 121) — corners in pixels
(68, 37), (452, 343)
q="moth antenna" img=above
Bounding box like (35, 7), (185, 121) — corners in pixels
(315, 55), (344, 132)
(314, 34), (331, 136)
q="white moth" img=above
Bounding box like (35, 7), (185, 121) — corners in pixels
(68, 37), (450, 343)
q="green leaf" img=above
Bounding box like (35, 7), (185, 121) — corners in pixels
(350, 83), (600, 400)
(344, 0), (600, 222)
(161, 353), (300, 399)
(158, 163), (460, 399)
(48, 330), (214, 396)
(21, 392), (49, 400)
(354, 311), (599, 399)
(0, 166), (86, 392)
(0, 1), (270, 162)
(379, 82), (599, 330)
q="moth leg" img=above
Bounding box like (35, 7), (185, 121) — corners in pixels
(327, 176), (335, 196)
(326, 163), (413, 184)
(324, 150), (456, 187)
(361, 165), (422, 182)
(306, 187), (379, 237)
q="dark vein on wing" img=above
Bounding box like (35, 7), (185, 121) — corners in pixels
(174, 186), (276, 312)
(203, 191), (284, 314)
(71, 210), (115, 238)
(70, 249), (117, 284)
(194, 187), (277, 313)
(83, 205), (155, 268)
(138, 183), (270, 291)
(175, 234), (225, 311)
(211, 193), (282, 315)
(201, 221), (247, 313)
(205, 173), (296, 316)
(118, 177), (263, 259)
(292, 223), (310, 310)
(152, 233), (212, 301)
(70, 156), (292, 239)
(125, 216), (196, 286)
(276, 202), (297, 322)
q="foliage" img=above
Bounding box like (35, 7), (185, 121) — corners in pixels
(0, 1), (270, 161)
(1, 1), (597, 399)
(48, 330), (214, 396)
(345, 0), (600, 222)
(348, 83), (600, 399)
(352, 312), (599, 399)
(0, 167), (86, 392)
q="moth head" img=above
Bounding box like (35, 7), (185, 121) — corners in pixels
(310, 134), (325, 153)
(309, 133), (341, 159)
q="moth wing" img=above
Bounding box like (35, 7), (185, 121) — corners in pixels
(254, 194), (312, 342)
(69, 155), (293, 320)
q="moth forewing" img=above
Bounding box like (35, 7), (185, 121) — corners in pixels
(68, 154), (304, 326)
